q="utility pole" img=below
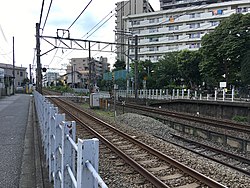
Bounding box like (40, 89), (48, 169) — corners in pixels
(126, 38), (130, 96)
(29, 64), (32, 84)
(88, 41), (92, 93)
(36, 23), (42, 94)
(71, 65), (74, 88)
(134, 35), (138, 99)
(12, 36), (15, 95)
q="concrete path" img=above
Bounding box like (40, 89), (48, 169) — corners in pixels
(0, 94), (51, 188)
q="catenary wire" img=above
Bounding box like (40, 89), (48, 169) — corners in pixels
(41, 0), (53, 34)
(55, 1), (130, 66)
(39, 0), (45, 25)
(48, 0), (94, 66)
(67, 0), (93, 30)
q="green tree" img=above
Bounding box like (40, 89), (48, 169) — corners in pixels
(200, 13), (250, 88)
(241, 50), (250, 85)
(154, 52), (179, 88)
(130, 60), (155, 89)
(177, 50), (202, 89)
(113, 59), (126, 72)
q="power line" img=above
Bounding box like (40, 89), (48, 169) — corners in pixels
(41, 0), (53, 34)
(39, 0), (46, 25)
(67, 0), (93, 30)
(82, 9), (115, 39)
(53, 1), (130, 66)
(47, 0), (130, 67)
(48, 0), (93, 66)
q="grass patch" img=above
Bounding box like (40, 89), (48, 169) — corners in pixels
(232, 115), (248, 123)
(81, 103), (114, 119)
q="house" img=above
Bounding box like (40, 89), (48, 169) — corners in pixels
(0, 63), (28, 95)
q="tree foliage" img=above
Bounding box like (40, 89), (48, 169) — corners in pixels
(113, 59), (126, 72)
(154, 52), (179, 88)
(241, 50), (250, 85)
(200, 13), (250, 87)
(177, 50), (201, 88)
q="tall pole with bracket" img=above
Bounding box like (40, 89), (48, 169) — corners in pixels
(134, 35), (138, 99)
(12, 36), (15, 95)
(36, 23), (42, 93)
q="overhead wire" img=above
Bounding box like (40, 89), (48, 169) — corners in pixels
(56, 1), (130, 65)
(48, 0), (94, 66)
(39, 0), (46, 25)
(67, 0), (93, 30)
(41, 0), (53, 34)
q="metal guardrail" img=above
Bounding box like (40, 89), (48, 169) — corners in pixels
(34, 91), (108, 188)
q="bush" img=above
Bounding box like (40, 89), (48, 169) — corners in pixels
(232, 115), (248, 123)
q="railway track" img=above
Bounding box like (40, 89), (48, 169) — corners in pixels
(158, 134), (250, 176)
(48, 96), (226, 188)
(116, 102), (250, 134)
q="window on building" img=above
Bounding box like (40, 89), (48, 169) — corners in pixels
(148, 46), (159, 51)
(236, 7), (249, 13)
(169, 25), (179, 31)
(188, 43), (200, 49)
(20, 71), (23, 77)
(168, 35), (179, 40)
(149, 28), (158, 33)
(189, 33), (200, 39)
(210, 21), (220, 26)
(149, 18), (155, 23)
(189, 13), (195, 18)
(17, 71), (19, 75)
(132, 20), (140, 25)
(149, 37), (159, 42)
(189, 23), (200, 29)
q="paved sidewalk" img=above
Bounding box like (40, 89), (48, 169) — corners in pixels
(0, 94), (51, 188)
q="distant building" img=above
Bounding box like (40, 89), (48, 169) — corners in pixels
(115, 0), (154, 61)
(43, 72), (59, 87)
(66, 57), (110, 88)
(0, 63), (27, 95)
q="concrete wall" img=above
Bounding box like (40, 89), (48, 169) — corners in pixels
(150, 99), (250, 122)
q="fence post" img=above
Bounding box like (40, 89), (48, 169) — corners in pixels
(48, 106), (58, 182)
(62, 121), (76, 188)
(54, 114), (65, 188)
(77, 138), (99, 188)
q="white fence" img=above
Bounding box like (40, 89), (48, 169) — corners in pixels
(34, 91), (108, 188)
(117, 88), (245, 102)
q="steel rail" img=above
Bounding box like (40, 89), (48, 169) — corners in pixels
(50, 97), (227, 188)
(119, 103), (250, 134)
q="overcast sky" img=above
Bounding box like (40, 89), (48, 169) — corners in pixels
(0, 0), (160, 74)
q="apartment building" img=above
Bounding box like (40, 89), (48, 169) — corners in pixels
(159, 0), (236, 10)
(43, 72), (59, 87)
(66, 57), (110, 88)
(122, 0), (250, 63)
(115, 0), (154, 61)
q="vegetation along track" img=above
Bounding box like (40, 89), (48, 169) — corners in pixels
(48, 96), (226, 188)
(117, 102), (250, 134)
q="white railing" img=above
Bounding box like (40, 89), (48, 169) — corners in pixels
(34, 91), (108, 188)
(116, 88), (249, 102)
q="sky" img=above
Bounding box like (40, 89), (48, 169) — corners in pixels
(0, 0), (160, 75)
